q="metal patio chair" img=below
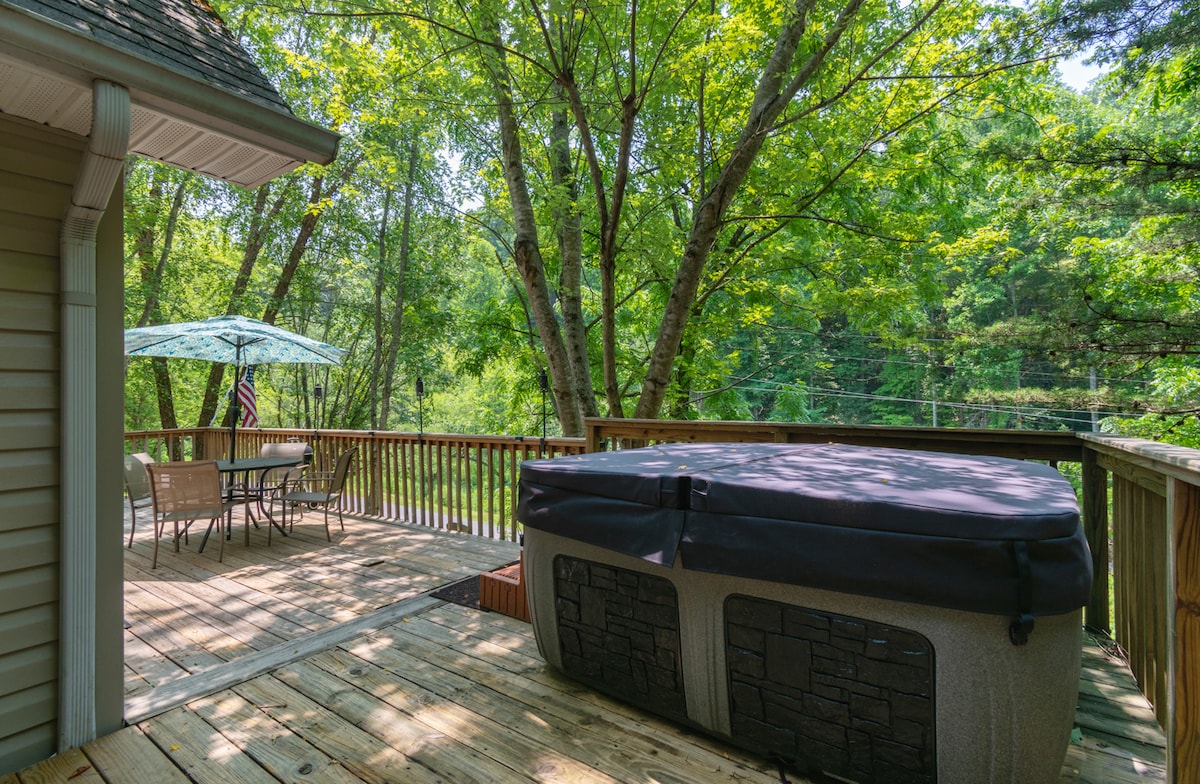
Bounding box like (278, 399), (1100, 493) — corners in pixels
(231, 440), (312, 523)
(123, 452), (154, 548)
(145, 460), (235, 569)
(270, 446), (357, 543)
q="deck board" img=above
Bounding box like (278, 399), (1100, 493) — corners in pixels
(139, 708), (282, 784)
(81, 727), (192, 784)
(13, 747), (106, 783)
(121, 511), (517, 694)
(8, 511), (1167, 783)
(123, 594), (442, 724)
(270, 658), (529, 783)
(1070, 635), (1168, 778)
(185, 689), (369, 784)
(327, 620), (783, 783)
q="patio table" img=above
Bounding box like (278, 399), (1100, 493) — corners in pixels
(214, 455), (305, 545)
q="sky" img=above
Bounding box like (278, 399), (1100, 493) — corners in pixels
(1058, 50), (1105, 92)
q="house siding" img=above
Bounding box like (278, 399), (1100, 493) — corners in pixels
(0, 112), (125, 774)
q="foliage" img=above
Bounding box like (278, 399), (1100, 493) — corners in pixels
(120, 0), (1198, 444)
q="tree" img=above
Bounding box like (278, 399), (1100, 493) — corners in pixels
(125, 164), (193, 429)
(121, 0), (1190, 440)
(339, 0), (1046, 429)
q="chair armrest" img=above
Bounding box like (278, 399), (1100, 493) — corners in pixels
(269, 465), (311, 496)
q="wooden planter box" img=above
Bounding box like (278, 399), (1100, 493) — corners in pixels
(479, 553), (529, 622)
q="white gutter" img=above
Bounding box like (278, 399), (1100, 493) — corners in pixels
(58, 79), (129, 752)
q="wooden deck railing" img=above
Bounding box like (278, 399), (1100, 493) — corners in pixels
(126, 418), (1200, 782)
(1074, 432), (1200, 784)
(124, 427), (587, 541)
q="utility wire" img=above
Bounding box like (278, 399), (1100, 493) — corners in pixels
(711, 378), (1139, 427)
(806, 352), (1154, 387)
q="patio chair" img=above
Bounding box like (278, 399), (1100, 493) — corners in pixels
(249, 440), (311, 518)
(221, 441), (311, 521)
(123, 452), (154, 548)
(145, 460), (235, 569)
(270, 446), (357, 543)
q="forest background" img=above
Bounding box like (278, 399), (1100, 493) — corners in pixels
(122, 0), (1200, 446)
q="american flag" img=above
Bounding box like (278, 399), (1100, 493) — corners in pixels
(237, 365), (258, 428)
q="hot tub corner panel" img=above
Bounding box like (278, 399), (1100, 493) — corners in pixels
(549, 553), (688, 722)
(723, 594), (937, 783)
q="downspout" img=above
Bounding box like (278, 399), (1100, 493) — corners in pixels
(59, 80), (130, 751)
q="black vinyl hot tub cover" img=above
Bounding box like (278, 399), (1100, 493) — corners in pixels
(517, 443), (1092, 620)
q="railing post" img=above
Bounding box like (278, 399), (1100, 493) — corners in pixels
(1082, 447), (1111, 633)
(584, 418), (603, 453)
(1171, 477), (1200, 784)
(368, 433), (381, 517)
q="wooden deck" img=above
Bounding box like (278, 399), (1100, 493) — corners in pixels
(3, 509), (1169, 783)
(120, 509), (517, 710)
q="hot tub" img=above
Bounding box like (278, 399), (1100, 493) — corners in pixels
(518, 443), (1092, 784)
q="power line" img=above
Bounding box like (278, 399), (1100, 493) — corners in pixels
(716, 378), (1139, 427)
(808, 352), (1153, 387)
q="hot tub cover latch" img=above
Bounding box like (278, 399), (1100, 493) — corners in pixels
(1009, 540), (1036, 646)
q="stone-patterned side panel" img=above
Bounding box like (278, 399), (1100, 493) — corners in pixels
(725, 595), (936, 784)
(553, 555), (687, 721)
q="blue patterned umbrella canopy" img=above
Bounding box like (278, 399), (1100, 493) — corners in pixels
(124, 315), (346, 366)
(125, 316), (346, 461)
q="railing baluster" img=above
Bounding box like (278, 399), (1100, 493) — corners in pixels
(455, 439), (464, 533)
(436, 440), (445, 530)
(475, 443), (484, 539)
(499, 443), (509, 541)
(418, 436), (427, 528)
(390, 436), (400, 522)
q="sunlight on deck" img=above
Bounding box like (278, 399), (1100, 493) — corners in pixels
(8, 510), (1152, 782)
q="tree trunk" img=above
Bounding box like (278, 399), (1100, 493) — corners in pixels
(372, 186), (393, 430)
(136, 177), (186, 329)
(381, 138), (419, 429)
(485, 18), (583, 437)
(548, 106), (598, 421)
(262, 155), (362, 326)
(131, 171), (187, 430)
(197, 182), (289, 427)
(635, 0), (868, 418)
(559, 72), (636, 418)
(150, 360), (178, 430)
(263, 174), (328, 324)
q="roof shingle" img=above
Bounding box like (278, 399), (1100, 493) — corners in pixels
(6, 0), (295, 116)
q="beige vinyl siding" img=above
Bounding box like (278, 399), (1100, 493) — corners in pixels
(0, 114), (82, 774)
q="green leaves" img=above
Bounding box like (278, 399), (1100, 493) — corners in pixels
(122, 0), (1196, 437)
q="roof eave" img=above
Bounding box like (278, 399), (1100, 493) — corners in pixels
(0, 3), (340, 179)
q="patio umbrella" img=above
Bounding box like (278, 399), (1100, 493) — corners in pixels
(125, 315), (347, 461)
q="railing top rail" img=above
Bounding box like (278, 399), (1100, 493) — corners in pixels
(124, 428), (207, 438)
(124, 426), (586, 450)
(1079, 432), (1200, 487)
(584, 418), (1083, 462)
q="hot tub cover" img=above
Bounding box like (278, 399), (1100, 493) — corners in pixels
(518, 443), (1092, 618)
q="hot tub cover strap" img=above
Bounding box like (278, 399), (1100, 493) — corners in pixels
(1010, 540), (1036, 645)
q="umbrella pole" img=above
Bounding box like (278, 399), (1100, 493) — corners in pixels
(229, 355), (241, 463)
